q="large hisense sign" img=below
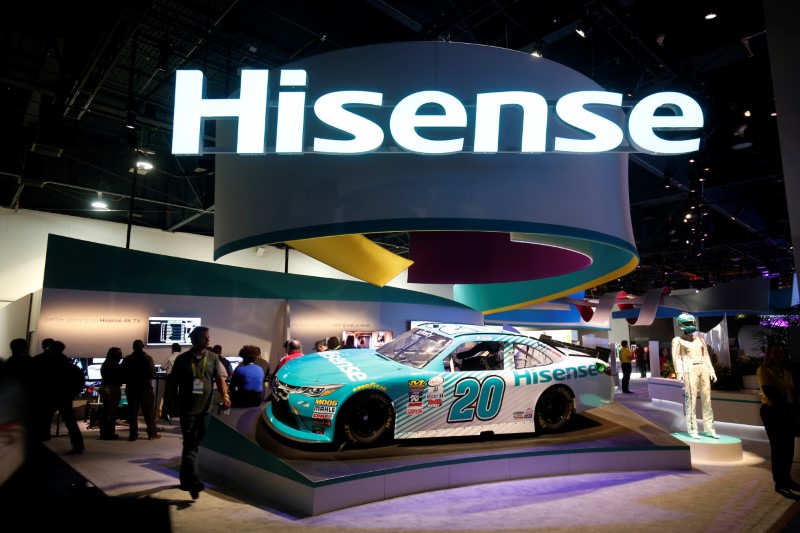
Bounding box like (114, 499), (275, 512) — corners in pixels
(205, 42), (699, 315)
(172, 70), (703, 157)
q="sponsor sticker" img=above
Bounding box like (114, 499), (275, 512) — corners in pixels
(406, 408), (424, 416)
(428, 376), (444, 387)
(314, 399), (338, 407)
(312, 412), (333, 420)
(408, 379), (426, 388)
(513, 411), (524, 420)
(353, 382), (388, 392)
(525, 407), (533, 419)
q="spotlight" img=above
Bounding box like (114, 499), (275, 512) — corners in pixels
(125, 110), (136, 130)
(129, 157), (153, 175)
(576, 18), (592, 38)
(136, 159), (153, 171)
(91, 192), (108, 210)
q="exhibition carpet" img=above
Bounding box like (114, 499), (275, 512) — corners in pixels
(45, 377), (800, 533)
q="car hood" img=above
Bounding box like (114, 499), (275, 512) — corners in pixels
(277, 349), (410, 385)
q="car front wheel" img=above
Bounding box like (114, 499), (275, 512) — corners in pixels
(340, 392), (394, 446)
(534, 386), (575, 432)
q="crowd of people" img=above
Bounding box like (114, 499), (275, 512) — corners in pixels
(0, 328), (348, 501)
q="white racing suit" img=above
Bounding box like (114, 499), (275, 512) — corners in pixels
(671, 333), (716, 436)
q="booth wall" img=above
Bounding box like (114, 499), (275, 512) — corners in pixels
(29, 236), (482, 367)
(0, 207), (452, 306)
(0, 208), (453, 357)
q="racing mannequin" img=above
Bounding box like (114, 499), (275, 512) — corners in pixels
(671, 313), (718, 439)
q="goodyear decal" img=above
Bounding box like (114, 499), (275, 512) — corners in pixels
(513, 364), (599, 386)
(353, 382), (388, 392)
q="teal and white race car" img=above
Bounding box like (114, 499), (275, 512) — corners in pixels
(264, 323), (614, 446)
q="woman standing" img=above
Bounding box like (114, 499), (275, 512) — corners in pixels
(757, 342), (800, 498)
(99, 347), (123, 440)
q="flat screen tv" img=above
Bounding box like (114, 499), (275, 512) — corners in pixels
(147, 317), (201, 346)
(341, 330), (393, 349)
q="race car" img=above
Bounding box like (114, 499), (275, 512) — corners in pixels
(264, 323), (614, 446)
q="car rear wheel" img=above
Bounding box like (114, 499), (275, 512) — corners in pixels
(340, 392), (394, 446)
(534, 386), (575, 433)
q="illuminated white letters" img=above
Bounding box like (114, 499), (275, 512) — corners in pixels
(171, 69), (704, 156)
(172, 69), (268, 154)
(554, 91), (624, 153)
(314, 91), (384, 154)
(627, 92), (703, 154)
(474, 91), (548, 153)
(389, 91), (467, 154)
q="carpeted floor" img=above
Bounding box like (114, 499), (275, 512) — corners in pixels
(45, 377), (800, 532)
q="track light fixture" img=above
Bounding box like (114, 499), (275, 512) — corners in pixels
(91, 192), (108, 210)
(576, 17), (592, 38)
(125, 110), (136, 130)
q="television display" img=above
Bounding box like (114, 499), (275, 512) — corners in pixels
(86, 358), (105, 380)
(147, 317), (201, 346)
(341, 330), (393, 349)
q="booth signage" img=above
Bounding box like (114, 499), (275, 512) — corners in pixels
(172, 69), (703, 157)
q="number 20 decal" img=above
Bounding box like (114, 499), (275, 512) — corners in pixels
(447, 376), (505, 422)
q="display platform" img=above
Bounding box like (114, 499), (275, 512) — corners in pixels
(198, 400), (691, 516)
(672, 432), (744, 462)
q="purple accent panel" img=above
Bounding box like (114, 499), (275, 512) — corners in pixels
(407, 232), (591, 284)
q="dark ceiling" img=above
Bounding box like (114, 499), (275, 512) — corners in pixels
(0, 0), (791, 296)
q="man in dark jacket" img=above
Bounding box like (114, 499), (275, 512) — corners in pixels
(33, 340), (85, 454)
(164, 326), (229, 499)
(121, 340), (160, 441)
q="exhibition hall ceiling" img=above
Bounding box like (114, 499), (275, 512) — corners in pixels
(0, 0), (791, 296)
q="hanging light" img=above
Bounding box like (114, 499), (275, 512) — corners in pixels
(575, 17), (592, 38)
(136, 159), (153, 171)
(91, 192), (108, 210)
(125, 110), (136, 130)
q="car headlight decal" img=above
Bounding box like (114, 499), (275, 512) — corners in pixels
(273, 380), (344, 400)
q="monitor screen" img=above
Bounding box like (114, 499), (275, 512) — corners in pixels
(226, 356), (243, 373)
(87, 358), (105, 380)
(341, 330), (393, 349)
(147, 317), (201, 346)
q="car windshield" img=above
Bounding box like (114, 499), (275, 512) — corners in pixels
(377, 328), (453, 368)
